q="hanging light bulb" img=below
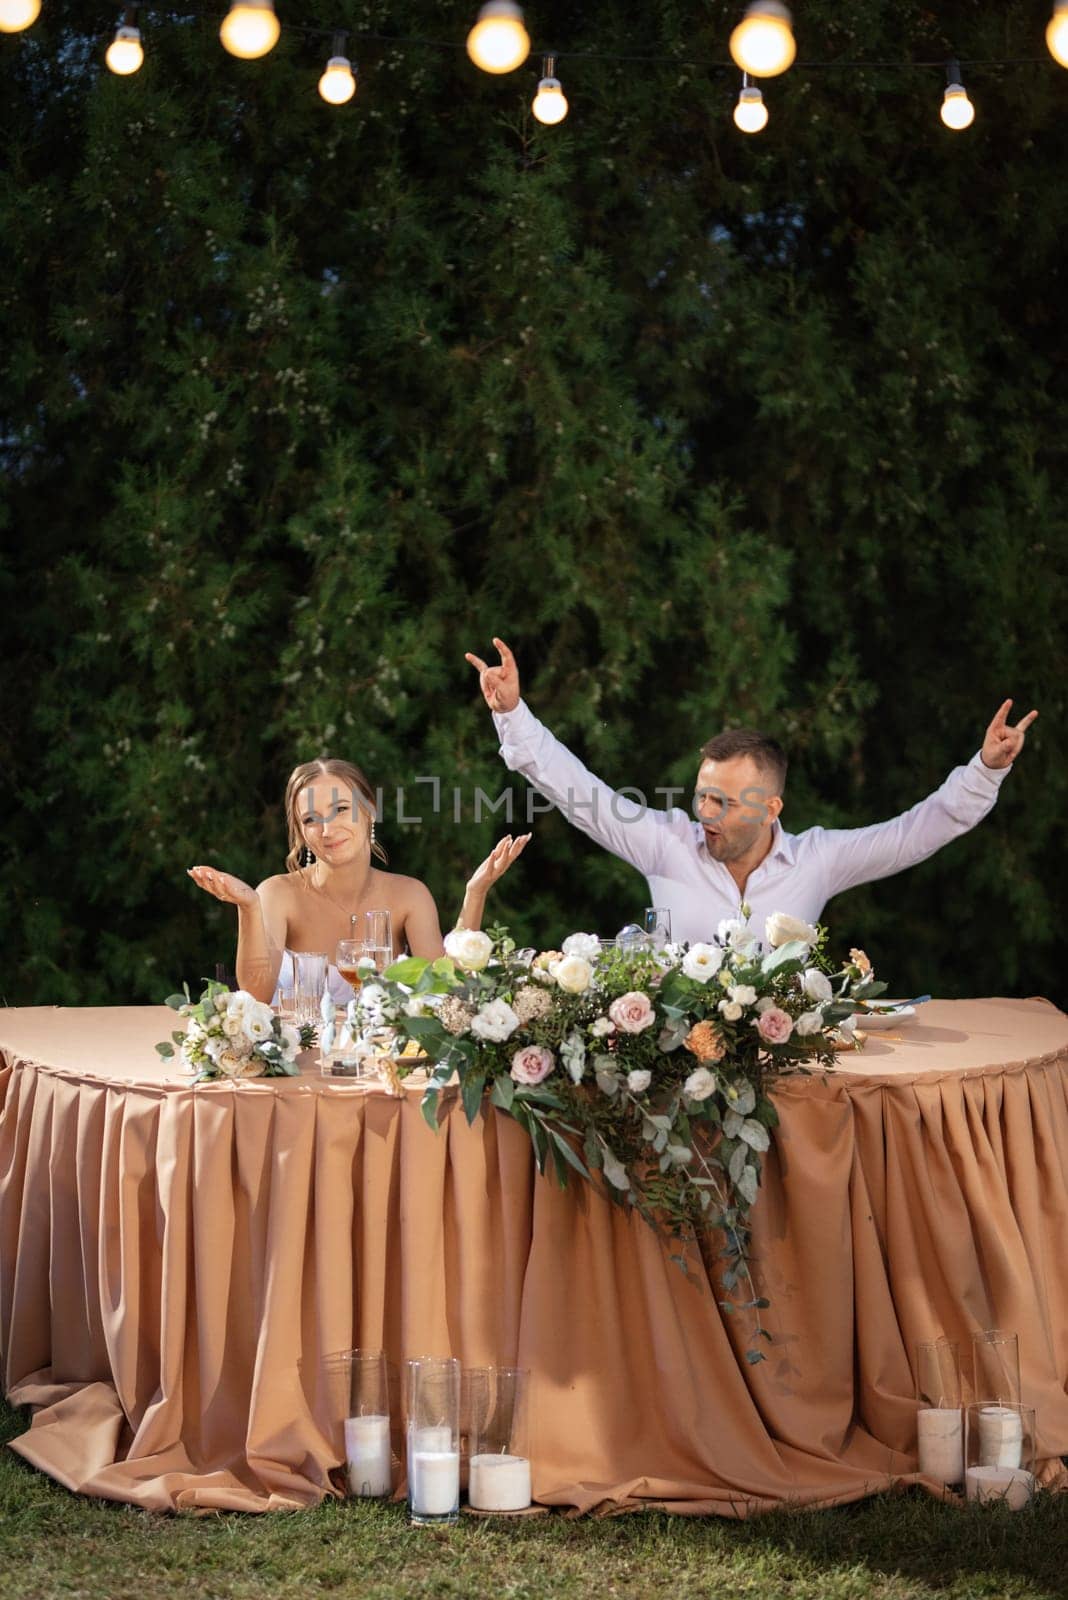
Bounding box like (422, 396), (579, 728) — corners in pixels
(220, 0), (280, 61)
(1046, 3), (1068, 68)
(532, 54), (568, 124)
(733, 74), (768, 132)
(729, 2), (796, 78)
(106, 10), (144, 76)
(318, 33), (355, 104)
(940, 62), (975, 130)
(0, 0), (41, 33)
(466, 1), (530, 74)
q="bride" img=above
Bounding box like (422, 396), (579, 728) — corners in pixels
(187, 755), (528, 1005)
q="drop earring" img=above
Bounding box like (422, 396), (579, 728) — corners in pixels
(299, 845), (315, 867)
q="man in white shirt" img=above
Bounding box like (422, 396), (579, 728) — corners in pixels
(465, 638), (1039, 946)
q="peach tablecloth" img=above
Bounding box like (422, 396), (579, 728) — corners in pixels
(1, 998), (1067, 1514)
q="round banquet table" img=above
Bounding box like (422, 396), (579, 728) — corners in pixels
(1, 997), (1067, 1514)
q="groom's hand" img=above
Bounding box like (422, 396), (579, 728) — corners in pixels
(465, 636), (521, 713)
(980, 699), (1038, 769)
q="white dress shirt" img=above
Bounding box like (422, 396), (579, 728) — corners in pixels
(492, 700), (1011, 945)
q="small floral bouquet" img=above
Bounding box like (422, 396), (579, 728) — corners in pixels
(355, 909), (887, 1357)
(156, 980), (315, 1082)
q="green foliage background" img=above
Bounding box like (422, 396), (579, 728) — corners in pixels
(1, 1), (1064, 1006)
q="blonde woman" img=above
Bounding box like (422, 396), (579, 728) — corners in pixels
(188, 756), (528, 1005)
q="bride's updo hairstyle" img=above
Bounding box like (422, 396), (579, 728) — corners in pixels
(283, 756), (387, 873)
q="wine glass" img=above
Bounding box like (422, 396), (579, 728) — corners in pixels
(643, 907), (672, 950)
(362, 909), (394, 974)
(336, 939), (367, 994)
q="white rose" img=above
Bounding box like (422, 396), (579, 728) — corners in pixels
(794, 1010), (824, 1037)
(627, 1069), (651, 1093)
(681, 943), (724, 983)
(684, 1067), (717, 1101)
(718, 1000), (744, 1022)
(443, 928), (493, 971)
(278, 1022), (302, 1058)
(470, 999), (520, 1043)
(755, 996), (776, 1015)
(801, 968), (833, 1002)
(727, 985), (758, 1006)
(562, 932), (601, 962)
(218, 1047), (263, 1080)
(552, 955), (593, 994)
(765, 912), (819, 949)
(717, 918), (758, 955)
(222, 1013), (246, 1040)
(225, 990), (252, 1021)
(203, 1035), (226, 1063)
(243, 1001), (274, 1043)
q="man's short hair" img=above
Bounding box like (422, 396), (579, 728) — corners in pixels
(699, 728), (788, 795)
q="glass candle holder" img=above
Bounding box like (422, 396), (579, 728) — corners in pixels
(914, 1338), (963, 1486)
(318, 1348), (393, 1498)
(466, 1366), (532, 1512)
(972, 1328), (1021, 1406)
(407, 1357), (461, 1525)
(293, 950), (328, 1025)
(964, 1403), (1036, 1509)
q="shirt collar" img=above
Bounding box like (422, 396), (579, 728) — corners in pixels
(768, 819), (797, 866)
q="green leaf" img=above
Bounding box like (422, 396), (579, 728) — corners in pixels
(420, 1088), (441, 1132)
(165, 993), (187, 1011)
(385, 956), (431, 985)
(398, 1015), (443, 1040)
(155, 1042), (175, 1058)
(490, 1074), (515, 1111)
(461, 1069), (486, 1126)
(739, 1118), (770, 1153)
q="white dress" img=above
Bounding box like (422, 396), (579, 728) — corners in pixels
(272, 951), (355, 1009)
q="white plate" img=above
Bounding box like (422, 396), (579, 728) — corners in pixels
(850, 1002), (919, 1031)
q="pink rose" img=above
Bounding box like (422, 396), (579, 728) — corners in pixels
(607, 991), (656, 1034)
(510, 1045), (555, 1085)
(756, 1006), (794, 1045)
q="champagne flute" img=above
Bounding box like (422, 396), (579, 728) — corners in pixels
(363, 909), (394, 974)
(336, 939), (367, 994)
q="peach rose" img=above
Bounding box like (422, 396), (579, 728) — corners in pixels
(607, 991), (656, 1034)
(756, 1007), (794, 1045)
(510, 1045), (555, 1085)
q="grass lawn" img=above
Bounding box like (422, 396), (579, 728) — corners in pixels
(2, 1400), (1067, 1600)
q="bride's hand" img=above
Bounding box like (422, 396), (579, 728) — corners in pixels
(187, 865), (258, 908)
(466, 833), (531, 895)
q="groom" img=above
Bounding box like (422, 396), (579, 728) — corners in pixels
(465, 638), (1038, 945)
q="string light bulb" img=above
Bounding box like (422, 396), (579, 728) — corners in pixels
(318, 34), (355, 104)
(1046, 3), (1068, 68)
(106, 12), (144, 76)
(733, 75), (768, 132)
(466, 1), (530, 74)
(940, 63), (975, 130)
(220, 0), (280, 61)
(729, 2), (796, 78)
(532, 55), (568, 124)
(0, 0), (41, 32)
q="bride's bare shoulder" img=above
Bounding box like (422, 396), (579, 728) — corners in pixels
(256, 871), (306, 902)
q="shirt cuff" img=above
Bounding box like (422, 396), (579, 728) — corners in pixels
(969, 749), (1012, 786)
(492, 698), (538, 754)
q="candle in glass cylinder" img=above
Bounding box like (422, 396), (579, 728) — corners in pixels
(978, 1406), (1023, 1469)
(468, 1452), (532, 1511)
(410, 1449), (460, 1517)
(916, 1407), (964, 1484)
(965, 1464), (1034, 1510)
(343, 1414), (392, 1497)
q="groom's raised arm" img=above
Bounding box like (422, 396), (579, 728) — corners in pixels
(815, 698), (1037, 899)
(465, 638), (677, 879)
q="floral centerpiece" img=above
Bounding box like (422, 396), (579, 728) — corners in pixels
(156, 980), (315, 1080)
(354, 909), (887, 1358)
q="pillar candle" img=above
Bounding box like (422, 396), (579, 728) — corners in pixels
(978, 1405), (1023, 1469)
(965, 1465), (1034, 1510)
(410, 1449), (460, 1517)
(343, 1413), (392, 1497)
(916, 1407), (963, 1484)
(468, 1453), (532, 1512)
